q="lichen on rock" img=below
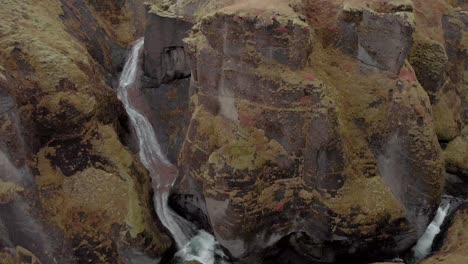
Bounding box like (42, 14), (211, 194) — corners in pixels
(0, 0), (173, 262)
(156, 1), (447, 262)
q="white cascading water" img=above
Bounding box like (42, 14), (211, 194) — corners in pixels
(117, 38), (222, 264)
(0, 106), (55, 262)
(411, 199), (452, 263)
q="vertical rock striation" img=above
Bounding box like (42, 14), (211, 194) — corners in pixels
(142, 0), (448, 262)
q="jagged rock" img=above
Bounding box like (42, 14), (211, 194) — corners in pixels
(2, 0), (466, 263)
(142, 1), (446, 262)
(339, 4), (414, 73)
(60, 0), (148, 75)
(140, 5), (196, 163)
(199, 8), (313, 70)
(143, 7), (193, 87)
(442, 9), (468, 126)
(414, 9), (468, 142)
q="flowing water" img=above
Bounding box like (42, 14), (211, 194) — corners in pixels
(411, 196), (459, 263)
(0, 93), (60, 263)
(117, 38), (226, 264)
(119, 37), (466, 264)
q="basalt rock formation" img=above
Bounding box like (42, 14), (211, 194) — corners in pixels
(0, 0), (467, 263)
(0, 0), (172, 263)
(142, 0), (465, 263)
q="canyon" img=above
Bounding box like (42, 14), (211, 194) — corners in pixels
(0, 0), (467, 264)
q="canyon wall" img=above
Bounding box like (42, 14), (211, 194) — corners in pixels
(0, 0), (466, 263)
(144, 0), (466, 262)
(0, 0), (173, 263)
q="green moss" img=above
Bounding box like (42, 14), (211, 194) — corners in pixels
(192, 105), (286, 171)
(444, 135), (468, 175)
(433, 90), (462, 141)
(409, 41), (448, 94)
(126, 181), (146, 238)
(209, 129), (286, 171)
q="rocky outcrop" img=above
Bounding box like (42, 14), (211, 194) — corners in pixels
(139, 0), (446, 263)
(0, 0), (172, 262)
(444, 129), (468, 178)
(1, 0), (466, 263)
(141, 7), (194, 163)
(405, 1), (468, 201)
(143, 7), (193, 87)
(409, 7), (465, 143)
(339, 3), (414, 73)
(60, 0), (148, 76)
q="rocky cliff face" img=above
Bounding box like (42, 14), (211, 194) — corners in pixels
(0, 0), (172, 263)
(142, 0), (466, 263)
(1, 0), (467, 263)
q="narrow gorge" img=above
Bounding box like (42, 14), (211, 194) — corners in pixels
(0, 1), (467, 264)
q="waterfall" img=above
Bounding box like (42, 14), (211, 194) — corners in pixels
(0, 137), (56, 263)
(411, 196), (459, 263)
(117, 38), (226, 264)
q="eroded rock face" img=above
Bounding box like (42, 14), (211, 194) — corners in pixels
(0, 0), (172, 262)
(144, 8), (193, 87)
(0, 0), (464, 263)
(408, 1), (468, 193)
(141, 0), (445, 262)
(340, 6), (414, 73)
(141, 8), (195, 163)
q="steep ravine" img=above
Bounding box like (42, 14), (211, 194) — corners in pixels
(116, 38), (228, 264)
(0, 0), (467, 263)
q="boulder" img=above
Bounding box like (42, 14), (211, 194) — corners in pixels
(444, 129), (468, 178)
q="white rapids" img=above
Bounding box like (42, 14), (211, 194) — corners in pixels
(411, 198), (454, 263)
(117, 38), (225, 264)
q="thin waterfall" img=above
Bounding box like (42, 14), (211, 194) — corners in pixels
(117, 38), (194, 247)
(117, 38), (225, 264)
(0, 94), (58, 263)
(411, 196), (459, 263)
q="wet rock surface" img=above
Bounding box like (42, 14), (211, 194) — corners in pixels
(421, 202), (468, 264)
